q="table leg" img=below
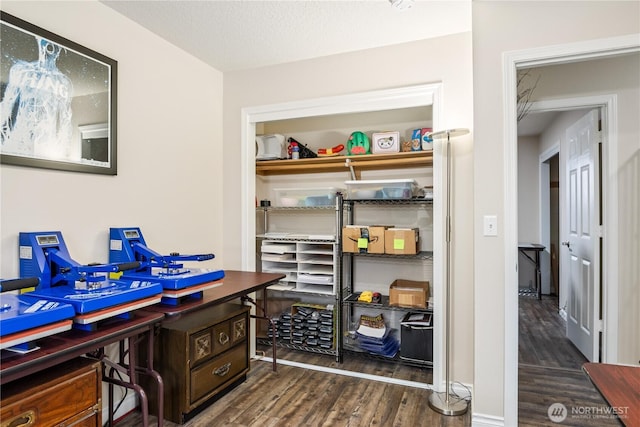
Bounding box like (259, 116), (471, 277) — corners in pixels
(242, 295), (277, 372)
(131, 325), (164, 427)
(536, 250), (542, 300)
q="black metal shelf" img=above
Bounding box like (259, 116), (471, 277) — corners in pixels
(342, 198), (433, 206)
(256, 205), (337, 212)
(342, 347), (433, 369)
(342, 250), (433, 260)
(343, 293), (432, 313)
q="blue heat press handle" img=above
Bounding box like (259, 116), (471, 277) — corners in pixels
(167, 253), (215, 262)
(0, 277), (40, 293)
(77, 261), (140, 274)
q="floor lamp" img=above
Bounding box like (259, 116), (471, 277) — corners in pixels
(428, 128), (470, 416)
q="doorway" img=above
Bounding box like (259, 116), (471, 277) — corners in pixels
(516, 105), (607, 423)
(518, 105), (603, 358)
(503, 37), (639, 425)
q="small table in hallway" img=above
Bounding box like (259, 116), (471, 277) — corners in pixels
(518, 242), (545, 300)
(582, 362), (640, 427)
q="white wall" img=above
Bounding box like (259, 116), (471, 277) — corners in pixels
(1, 1), (225, 276)
(472, 0), (639, 423)
(1, 1), (224, 419)
(222, 33), (475, 385)
(517, 135), (540, 289)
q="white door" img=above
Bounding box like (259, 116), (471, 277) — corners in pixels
(563, 109), (601, 362)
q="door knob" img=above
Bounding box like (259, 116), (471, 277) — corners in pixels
(561, 241), (571, 249)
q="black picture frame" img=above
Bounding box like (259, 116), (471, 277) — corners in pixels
(1, 12), (117, 175)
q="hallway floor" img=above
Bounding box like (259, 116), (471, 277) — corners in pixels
(518, 294), (620, 426)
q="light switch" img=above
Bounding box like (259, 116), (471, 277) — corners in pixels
(484, 215), (498, 236)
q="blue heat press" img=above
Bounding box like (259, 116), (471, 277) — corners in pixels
(108, 227), (224, 305)
(0, 277), (75, 351)
(19, 231), (163, 330)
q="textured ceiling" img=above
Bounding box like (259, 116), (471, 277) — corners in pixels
(101, 0), (472, 72)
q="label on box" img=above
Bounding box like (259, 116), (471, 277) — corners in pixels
(393, 239), (405, 250)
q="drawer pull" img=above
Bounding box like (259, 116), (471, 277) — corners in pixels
(2, 410), (36, 427)
(218, 332), (229, 345)
(213, 362), (231, 377)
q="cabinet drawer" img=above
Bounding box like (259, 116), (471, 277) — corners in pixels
(231, 313), (247, 344)
(189, 312), (247, 364)
(1, 358), (101, 427)
(190, 327), (214, 365)
(212, 319), (232, 354)
(190, 341), (248, 404)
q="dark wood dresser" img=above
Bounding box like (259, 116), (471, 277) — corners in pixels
(1, 357), (102, 426)
(152, 302), (250, 424)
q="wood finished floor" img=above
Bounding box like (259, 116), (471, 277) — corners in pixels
(116, 351), (467, 427)
(518, 294), (620, 426)
(116, 295), (616, 426)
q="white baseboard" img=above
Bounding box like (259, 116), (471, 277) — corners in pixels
(472, 413), (505, 426)
(102, 392), (138, 423)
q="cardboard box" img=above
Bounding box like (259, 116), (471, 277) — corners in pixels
(384, 228), (419, 255)
(342, 225), (388, 254)
(389, 279), (429, 308)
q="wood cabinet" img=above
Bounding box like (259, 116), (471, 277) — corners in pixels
(152, 303), (250, 424)
(1, 357), (102, 427)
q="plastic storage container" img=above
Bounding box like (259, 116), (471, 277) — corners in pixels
(344, 179), (418, 200)
(273, 187), (343, 207)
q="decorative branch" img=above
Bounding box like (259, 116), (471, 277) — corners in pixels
(517, 70), (540, 122)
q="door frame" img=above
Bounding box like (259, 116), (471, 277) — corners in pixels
(503, 34), (639, 426)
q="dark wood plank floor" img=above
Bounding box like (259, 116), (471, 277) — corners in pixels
(116, 295), (619, 426)
(116, 349), (468, 427)
(518, 295), (620, 426)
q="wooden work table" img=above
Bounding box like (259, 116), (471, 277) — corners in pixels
(0, 310), (163, 385)
(141, 270), (285, 318)
(0, 270), (284, 427)
(582, 362), (640, 427)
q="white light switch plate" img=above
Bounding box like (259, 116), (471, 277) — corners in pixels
(484, 215), (498, 236)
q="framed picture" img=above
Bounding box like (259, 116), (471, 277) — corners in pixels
(1, 12), (117, 175)
(371, 131), (400, 154)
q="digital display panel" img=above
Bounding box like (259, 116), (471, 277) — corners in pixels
(124, 230), (140, 239)
(36, 234), (59, 245)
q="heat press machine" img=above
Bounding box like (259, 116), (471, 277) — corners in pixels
(18, 231), (163, 331)
(108, 227), (225, 305)
(0, 277), (75, 351)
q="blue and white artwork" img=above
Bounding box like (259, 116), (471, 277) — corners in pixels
(0, 12), (117, 174)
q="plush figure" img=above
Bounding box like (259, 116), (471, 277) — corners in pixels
(347, 131), (370, 155)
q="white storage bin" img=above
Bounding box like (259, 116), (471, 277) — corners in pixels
(344, 179), (418, 200)
(273, 187), (343, 207)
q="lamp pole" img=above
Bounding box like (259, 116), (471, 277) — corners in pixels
(428, 128), (469, 416)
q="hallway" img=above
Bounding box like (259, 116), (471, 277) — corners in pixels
(518, 295), (620, 426)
